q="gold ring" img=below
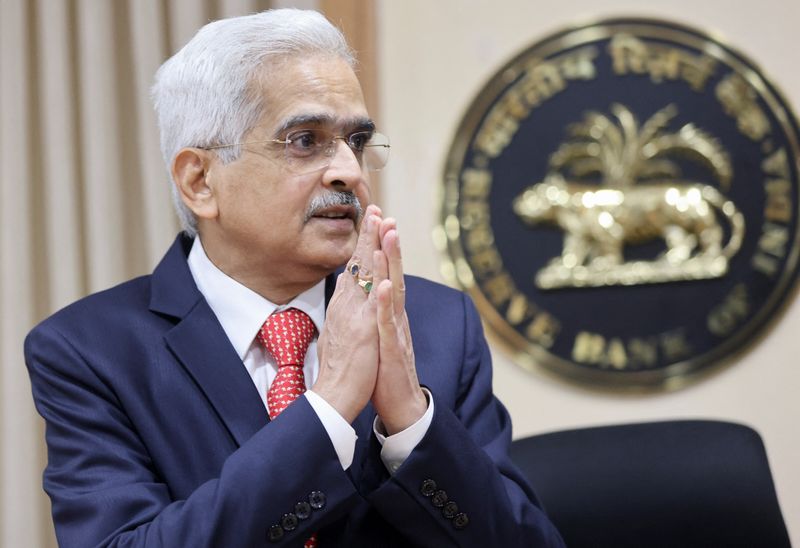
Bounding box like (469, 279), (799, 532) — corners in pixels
(348, 260), (373, 279)
(347, 261), (362, 277)
(357, 278), (373, 294)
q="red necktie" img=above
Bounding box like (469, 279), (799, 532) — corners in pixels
(257, 308), (317, 419)
(257, 308), (319, 548)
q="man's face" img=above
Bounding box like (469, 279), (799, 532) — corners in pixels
(204, 55), (373, 289)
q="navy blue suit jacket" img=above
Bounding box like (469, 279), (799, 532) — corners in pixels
(25, 235), (563, 547)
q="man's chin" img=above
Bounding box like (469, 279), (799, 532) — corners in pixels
(313, 244), (356, 273)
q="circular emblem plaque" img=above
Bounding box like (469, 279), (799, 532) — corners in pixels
(438, 18), (800, 388)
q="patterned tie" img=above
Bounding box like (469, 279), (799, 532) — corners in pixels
(257, 308), (319, 548)
(258, 307), (317, 419)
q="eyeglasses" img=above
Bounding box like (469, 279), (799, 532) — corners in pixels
(204, 128), (390, 174)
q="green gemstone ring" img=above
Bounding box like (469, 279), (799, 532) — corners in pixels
(357, 278), (373, 294)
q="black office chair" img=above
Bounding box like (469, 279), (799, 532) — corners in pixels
(510, 420), (791, 547)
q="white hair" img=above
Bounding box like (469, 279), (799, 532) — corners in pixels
(151, 9), (355, 236)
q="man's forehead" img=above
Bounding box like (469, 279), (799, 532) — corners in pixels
(249, 55), (371, 136)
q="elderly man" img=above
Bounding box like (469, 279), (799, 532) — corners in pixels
(25, 9), (563, 548)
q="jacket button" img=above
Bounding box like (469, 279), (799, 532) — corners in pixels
(281, 513), (299, 531)
(420, 479), (437, 497)
(453, 512), (470, 530)
(308, 490), (327, 510)
(431, 489), (448, 508)
(295, 501), (312, 520)
(268, 524), (284, 542)
(442, 501), (459, 519)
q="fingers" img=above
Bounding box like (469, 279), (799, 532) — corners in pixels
(348, 204), (383, 278)
(346, 213), (404, 310)
(379, 220), (405, 314)
(378, 216), (395, 241)
(372, 249), (388, 301)
(356, 208), (381, 267)
(373, 277), (426, 435)
(359, 204), (382, 231)
(375, 279), (395, 335)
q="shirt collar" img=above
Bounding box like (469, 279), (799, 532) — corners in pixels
(186, 237), (325, 361)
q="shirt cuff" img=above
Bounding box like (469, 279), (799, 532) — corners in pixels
(305, 390), (357, 470)
(373, 387), (434, 474)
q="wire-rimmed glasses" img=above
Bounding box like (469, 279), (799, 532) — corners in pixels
(204, 128), (390, 174)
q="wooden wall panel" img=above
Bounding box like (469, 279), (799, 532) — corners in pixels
(319, 0), (382, 200)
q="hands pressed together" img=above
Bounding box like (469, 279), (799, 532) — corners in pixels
(313, 205), (428, 435)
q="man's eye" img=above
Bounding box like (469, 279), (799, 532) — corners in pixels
(288, 131), (320, 152)
(348, 132), (371, 152)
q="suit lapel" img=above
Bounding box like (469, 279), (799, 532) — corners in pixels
(165, 300), (267, 446)
(150, 236), (266, 447)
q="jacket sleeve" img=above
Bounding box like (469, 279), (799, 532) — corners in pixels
(364, 293), (565, 547)
(25, 322), (358, 548)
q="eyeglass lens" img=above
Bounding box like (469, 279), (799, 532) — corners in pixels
(284, 129), (389, 174)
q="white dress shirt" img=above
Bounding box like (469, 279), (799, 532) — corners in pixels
(187, 237), (433, 473)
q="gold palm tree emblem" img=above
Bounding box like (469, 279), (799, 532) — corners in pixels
(549, 103), (732, 189)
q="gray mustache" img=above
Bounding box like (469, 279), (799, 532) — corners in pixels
(304, 191), (363, 222)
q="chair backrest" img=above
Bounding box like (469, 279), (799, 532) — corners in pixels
(510, 420), (791, 548)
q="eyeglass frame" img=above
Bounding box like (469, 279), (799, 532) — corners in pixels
(201, 128), (391, 173)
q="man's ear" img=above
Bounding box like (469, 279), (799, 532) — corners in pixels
(172, 148), (218, 220)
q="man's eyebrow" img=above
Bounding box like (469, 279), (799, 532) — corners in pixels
(349, 117), (376, 132)
(274, 114), (375, 136)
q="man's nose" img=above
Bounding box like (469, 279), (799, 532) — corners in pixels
(322, 140), (364, 189)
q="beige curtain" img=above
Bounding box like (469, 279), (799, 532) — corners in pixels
(0, 0), (298, 544)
